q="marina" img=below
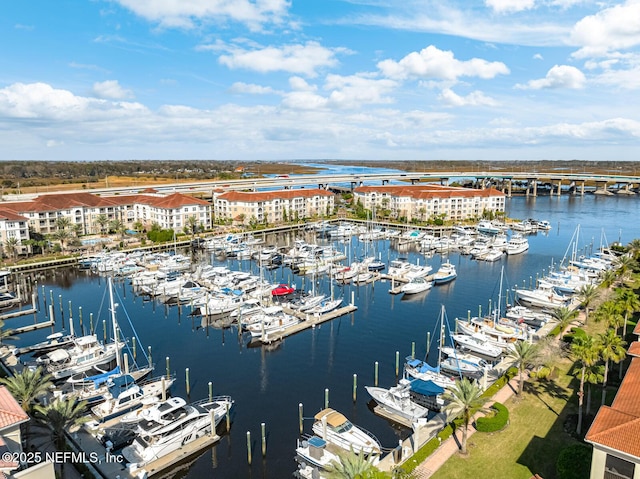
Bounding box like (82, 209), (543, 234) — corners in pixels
(1, 192), (640, 478)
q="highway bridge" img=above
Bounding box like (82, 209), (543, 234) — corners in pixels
(2, 171), (640, 202)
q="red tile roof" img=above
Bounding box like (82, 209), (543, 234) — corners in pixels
(0, 209), (27, 222)
(217, 189), (333, 202)
(0, 386), (29, 430)
(628, 342), (640, 358)
(633, 321), (640, 336)
(586, 358), (640, 457)
(353, 184), (504, 198)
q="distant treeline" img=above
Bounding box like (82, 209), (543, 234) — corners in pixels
(0, 160), (244, 188)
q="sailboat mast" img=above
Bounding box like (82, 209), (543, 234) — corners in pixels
(108, 277), (121, 369)
(497, 266), (504, 319)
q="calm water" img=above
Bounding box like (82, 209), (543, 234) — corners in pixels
(10, 193), (640, 479)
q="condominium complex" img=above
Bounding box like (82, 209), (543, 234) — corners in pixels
(214, 188), (334, 225)
(0, 191), (211, 253)
(353, 184), (505, 222)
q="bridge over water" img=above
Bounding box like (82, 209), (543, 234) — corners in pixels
(3, 171), (640, 201)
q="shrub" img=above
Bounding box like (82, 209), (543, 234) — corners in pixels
(476, 402), (509, 433)
(556, 444), (591, 479)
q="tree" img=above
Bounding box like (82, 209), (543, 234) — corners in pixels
(3, 237), (19, 260)
(600, 269), (617, 289)
(34, 398), (89, 476)
(51, 228), (72, 252)
(613, 255), (637, 284)
(442, 378), (486, 455)
(186, 215), (199, 238)
(55, 216), (71, 232)
(0, 367), (52, 416)
(507, 341), (540, 395)
(94, 213), (108, 235)
(582, 362), (604, 416)
(576, 283), (599, 325)
(595, 300), (624, 336)
(552, 306), (578, 335)
(0, 319), (17, 344)
(324, 449), (379, 479)
(571, 335), (600, 435)
(598, 328), (626, 406)
(615, 288), (639, 339)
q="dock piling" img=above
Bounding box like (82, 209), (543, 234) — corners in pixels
(246, 431), (252, 465)
(298, 403), (303, 433)
(261, 423), (266, 457)
(208, 381), (213, 402)
(90, 313), (94, 334)
(395, 351), (399, 376)
(185, 368), (190, 396)
(132, 337), (137, 361)
(123, 353), (129, 374)
(148, 345), (152, 368)
(324, 388), (329, 409)
(374, 361), (379, 387)
(166, 357), (170, 380)
(411, 341), (415, 359)
(161, 376), (166, 401)
(426, 332), (431, 355)
(352, 374), (357, 402)
(226, 402), (231, 431)
(78, 307), (84, 335)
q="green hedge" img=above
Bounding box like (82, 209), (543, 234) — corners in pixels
(476, 402), (509, 433)
(556, 444), (591, 479)
(481, 367), (517, 399)
(402, 424), (454, 473)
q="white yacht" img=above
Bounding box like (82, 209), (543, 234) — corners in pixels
(506, 234), (530, 255)
(401, 277), (433, 295)
(122, 395), (234, 469)
(365, 379), (429, 422)
(451, 333), (503, 359)
(433, 261), (457, 284)
(312, 408), (381, 456)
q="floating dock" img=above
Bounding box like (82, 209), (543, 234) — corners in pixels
(257, 304), (358, 344)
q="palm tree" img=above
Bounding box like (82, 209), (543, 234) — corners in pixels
(615, 288), (639, 339)
(442, 378), (486, 455)
(186, 215), (199, 238)
(576, 283), (599, 325)
(324, 449), (381, 479)
(3, 237), (20, 260)
(613, 255), (637, 284)
(55, 216), (71, 232)
(628, 238), (640, 260)
(594, 300), (624, 336)
(571, 335), (600, 435)
(51, 228), (72, 252)
(552, 306), (578, 335)
(582, 362), (604, 417)
(34, 398), (89, 476)
(0, 367), (52, 416)
(597, 328), (626, 406)
(0, 319), (17, 344)
(600, 269), (617, 289)
(94, 213), (109, 236)
(506, 340), (540, 395)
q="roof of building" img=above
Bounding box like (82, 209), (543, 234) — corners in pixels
(586, 357), (640, 458)
(353, 184), (504, 198)
(217, 189), (333, 202)
(0, 191), (209, 215)
(628, 342), (640, 358)
(0, 209), (28, 222)
(633, 321), (640, 336)
(0, 386), (29, 430)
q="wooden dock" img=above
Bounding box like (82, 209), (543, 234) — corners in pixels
(257, 304), (358, 344)
(135, 434), (220, 477)
(372, 405), (413, 428)
(12, 319), (54, 335)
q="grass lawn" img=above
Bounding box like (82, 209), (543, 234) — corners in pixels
(431, 357), (582, 479)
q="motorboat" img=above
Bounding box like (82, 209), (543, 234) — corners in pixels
(451, 332), (503, 359)
(271, 283), (296, 296)
(90, 374), (175, 422)
(506, 234), (530, 255)
(439, 354), (485, 380)
(312, 408), (381, 456)
(122, 395), (234, 469)
(515, 285), (571, 309)
(401, 277), (433, 295)
(455, 317), (527, 350)
(295, 436), (342, 476)
(306, 299), (343, 315)
(477, 220), (501, 235)
(403, 358), (456, 389)
(245, 306), (299, 338)
(505, 305), (550, 328)
(15, 332), (76, 357)
(477, 248), (504, 262)
(433, 261), (457, 285)
(365, 379), (429, 422)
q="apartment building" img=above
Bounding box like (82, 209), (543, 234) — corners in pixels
(353, 184), (505, 222)
(0, 191), (211, 238)
(0, 209), (29, 256)
(214, 189), (334, 225)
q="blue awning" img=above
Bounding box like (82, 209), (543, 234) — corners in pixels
(410, 379), (445, 397)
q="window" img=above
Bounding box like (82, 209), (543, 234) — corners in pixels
(605, 455), (635, 479)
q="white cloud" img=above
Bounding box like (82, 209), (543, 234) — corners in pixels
(216, 41), (342, 77)
(378, 45), (509, 82)
(112, 0), (290, 31)
(571, 1), (640, 58)
(289, 76), (316, 92)
(0, 82), (146, 120)
(533, 53), (543, 60)
(46, 139), (64, 147)
(92, 80), (133, 100)
(438, 88), (498, 107)
(324, 74), (397, 109)
(515, 64), (586, 89)
(485, 0), (535, 14)
(281, 91), (328, 110)
(228, 82), (278, 95)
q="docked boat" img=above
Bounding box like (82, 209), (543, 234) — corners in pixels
(477, 220), (501, 235)
(295, 436), (342, 476)
(245, 306), (299, 338)
(365, 379), (429, 422)
(439, 353), (485, 380)
(15, 331), (77, 357)
(455, 317), (526, 350)
(403, 358), (456, 389)
(312, 408), (381, 456)
(515, 285), (571, 309)
(271, 283), (296, 296)
(401, 277), (433, 295)
(505, 305), (550, 328)
(433, 261), (457, 284)
(306, 298), (343, 315)
(451, 333), (503, 359)
(506, 234), (529, 255)
(90, 374), (174, 422)
(122, 395), (234, 469)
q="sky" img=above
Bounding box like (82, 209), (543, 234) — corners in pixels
(1, 1), (639, 163)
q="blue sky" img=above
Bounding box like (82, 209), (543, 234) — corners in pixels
(1, 0), (639, 162)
